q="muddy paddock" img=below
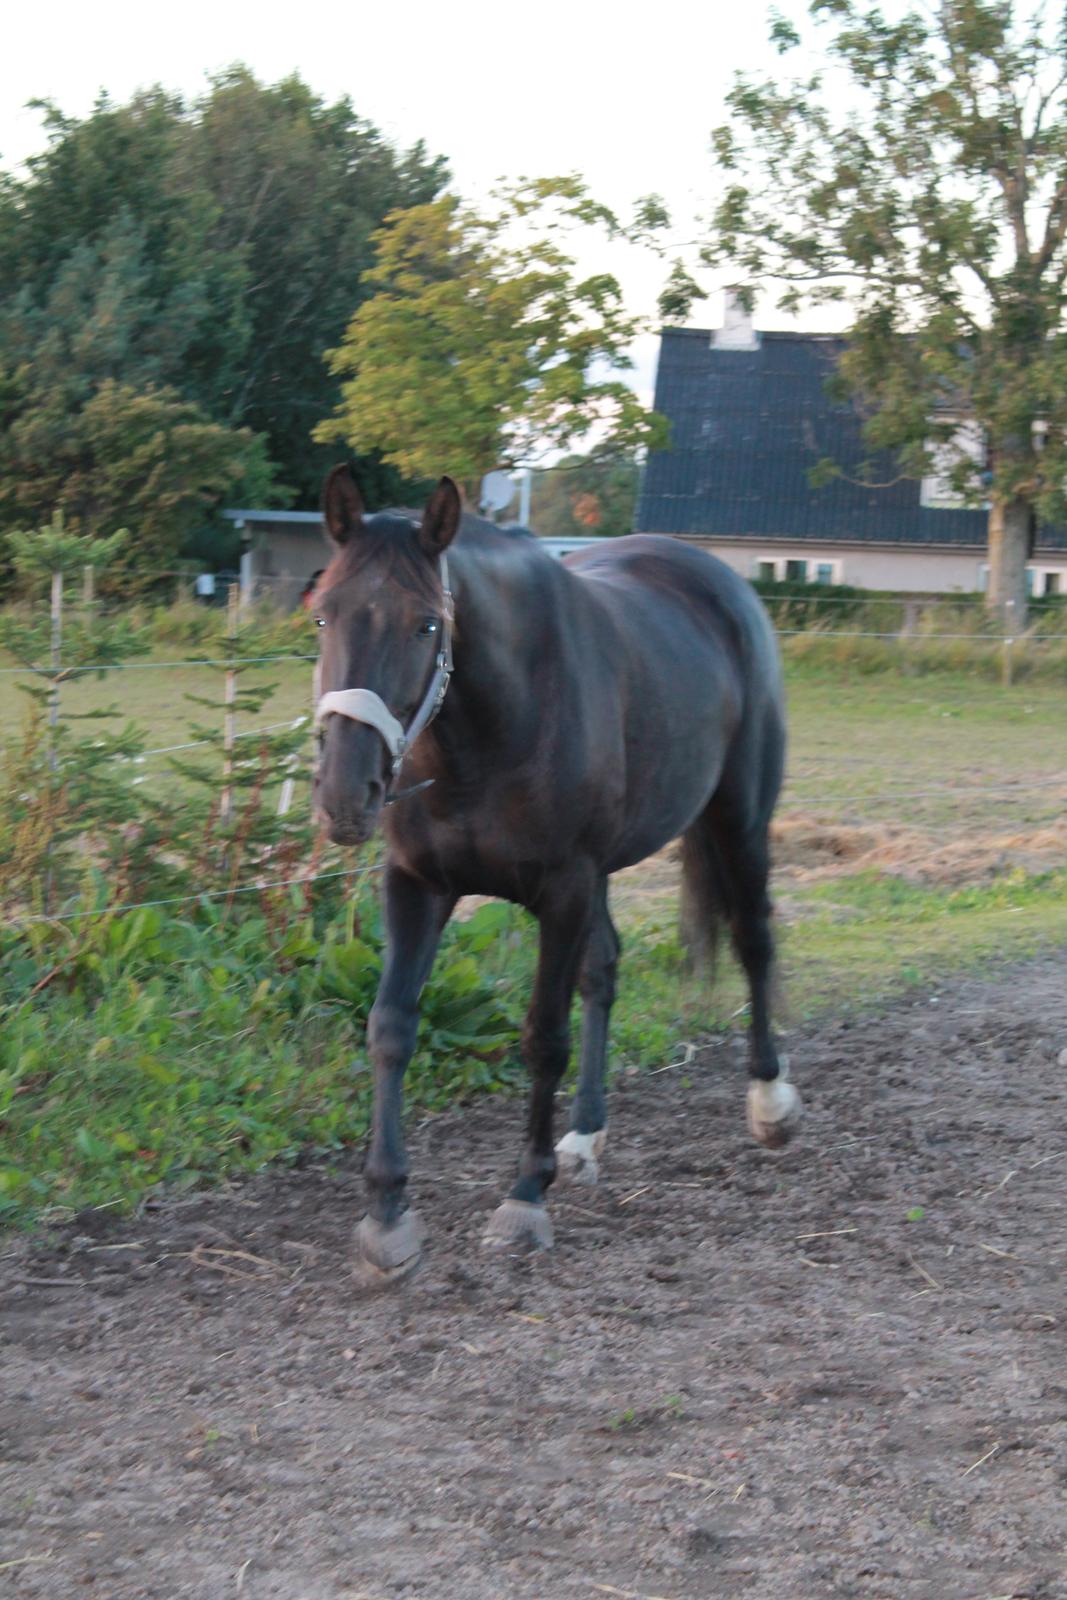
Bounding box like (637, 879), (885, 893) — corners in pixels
(3, 955), (1067, 1600)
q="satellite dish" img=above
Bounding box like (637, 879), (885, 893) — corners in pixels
(479, 470), (516, 514)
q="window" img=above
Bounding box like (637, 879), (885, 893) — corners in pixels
(814, 561), (839, 585)
(785, 559), (808, 582)
(981, 564), (1064, 596)
(754, 559), (778, 582)
(920, 418), (989, 509)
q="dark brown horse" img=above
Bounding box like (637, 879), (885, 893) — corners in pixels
(312, 465), (801, 1281)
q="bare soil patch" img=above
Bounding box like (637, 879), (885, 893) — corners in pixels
(601, 807), (1067, 930)
(774, 812), (1067, 888)
(3, 956), (1067, 1600)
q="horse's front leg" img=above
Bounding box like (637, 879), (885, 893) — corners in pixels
(484, 875), (594, 1251)
(556, 877), (618, 1185)
(354, 863), (455, 1284)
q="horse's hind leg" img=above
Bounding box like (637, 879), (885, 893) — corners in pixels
(695, 807), (802, 1147)
(556, 879), (618, 1184)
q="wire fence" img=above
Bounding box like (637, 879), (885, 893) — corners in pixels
(5, 862), (385, 930)
(0, 652), (318, 677)
(128, 716), (310, 763)
(9, 764), (1063, 933)
(2, 572), (1064, 937)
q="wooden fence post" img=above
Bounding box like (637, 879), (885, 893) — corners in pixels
(1001, 597), (1016, 688)
(221, 582), (240, 824)
(49, 570), (63, 771)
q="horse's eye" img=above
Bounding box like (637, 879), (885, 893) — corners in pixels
(315, 617), (326, 629)
(418, 618), (439, 637)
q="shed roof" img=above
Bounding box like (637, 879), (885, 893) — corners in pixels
(222, 510), (323, 526)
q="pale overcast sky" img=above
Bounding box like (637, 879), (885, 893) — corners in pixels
(2, 0), (847, 403)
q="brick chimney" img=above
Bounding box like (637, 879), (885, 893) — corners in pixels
(712, 289), (760, 351)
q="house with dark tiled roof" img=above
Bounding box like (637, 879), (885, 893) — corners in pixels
(636, 296), (1067, 596)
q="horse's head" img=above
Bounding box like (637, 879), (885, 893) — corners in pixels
(312, 465), (461, 846)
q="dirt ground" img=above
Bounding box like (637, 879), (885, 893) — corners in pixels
(3, 955), (1067, 1600)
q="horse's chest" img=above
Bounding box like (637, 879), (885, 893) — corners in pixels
(390, 803), (573, 904)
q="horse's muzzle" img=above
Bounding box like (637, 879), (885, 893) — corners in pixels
(313, 719), (387, 845)
(320, 808), (379, 847)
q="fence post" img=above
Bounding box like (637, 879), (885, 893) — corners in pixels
(276, 752), (297, 818)
(1001, 597), (1016, 688)
(49, 569), (63, 772)
(221, 582), (240, 823)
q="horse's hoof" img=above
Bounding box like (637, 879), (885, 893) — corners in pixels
(555, 1128), (607, 1185)
(482, 1198), (554, 1252)
(353, 1210), (425, 1286)
(746, 1074), (803, 1149)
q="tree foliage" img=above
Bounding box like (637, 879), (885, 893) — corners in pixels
(679, 0), (1067, 614)
(0, 70), (450, 570)
(528, 456), (640, 537)
(1, 362), (275, 580)
(315, 182), (667, 495)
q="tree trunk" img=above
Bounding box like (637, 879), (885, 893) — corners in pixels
(986, 494), (1030, 625)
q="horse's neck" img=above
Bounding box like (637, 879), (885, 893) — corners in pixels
(434, 541), (556, 756)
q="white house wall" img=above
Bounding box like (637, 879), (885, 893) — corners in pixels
(674, 539), (990, 592)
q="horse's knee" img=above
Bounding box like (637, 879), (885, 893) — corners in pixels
(368, 1001), (419, 1067)
(522, 1019), (571, 1078)
(579, 923), (619, 1010)
(579, 963), (617, 1008)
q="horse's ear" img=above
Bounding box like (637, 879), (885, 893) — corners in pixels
(322, 464), (364, 545)
(419, 477), (462, 556)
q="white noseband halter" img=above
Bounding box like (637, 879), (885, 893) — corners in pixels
(313, 552), (454, 782)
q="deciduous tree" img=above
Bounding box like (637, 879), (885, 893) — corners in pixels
(316, 183), (666, 498)
(677, 0), (1067, 616)
(528, 455), (640, 537)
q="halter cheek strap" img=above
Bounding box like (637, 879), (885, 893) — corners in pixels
(313, 552), (454, 781)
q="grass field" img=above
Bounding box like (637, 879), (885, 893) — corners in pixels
(2, 651), (1065, 1222)
(4, 651), (1064, 818)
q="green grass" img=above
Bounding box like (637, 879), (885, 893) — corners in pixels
(3, 867), (1065, 1225)
(0, 897), (528, 1222)
(781, 867), (1067, 1014)
(2, 656), (1065, 1225)
(783, 675), (1066, 831)
(0, 655), (314, 797)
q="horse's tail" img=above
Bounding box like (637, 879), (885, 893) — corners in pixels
(677, 823), (732, 977)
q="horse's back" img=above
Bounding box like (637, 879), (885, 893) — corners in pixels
(556, 534), (784, 865)
(563, 534), (781, 704)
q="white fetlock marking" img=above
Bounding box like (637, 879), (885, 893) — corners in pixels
(555, 1129), (607, 1184)
(747, 1071), (802, 1148)
(748, 1078), (799, 1125)
(556, 1130), (606, 1162)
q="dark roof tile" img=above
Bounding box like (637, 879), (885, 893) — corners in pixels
(636, 328), (1067, 551)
